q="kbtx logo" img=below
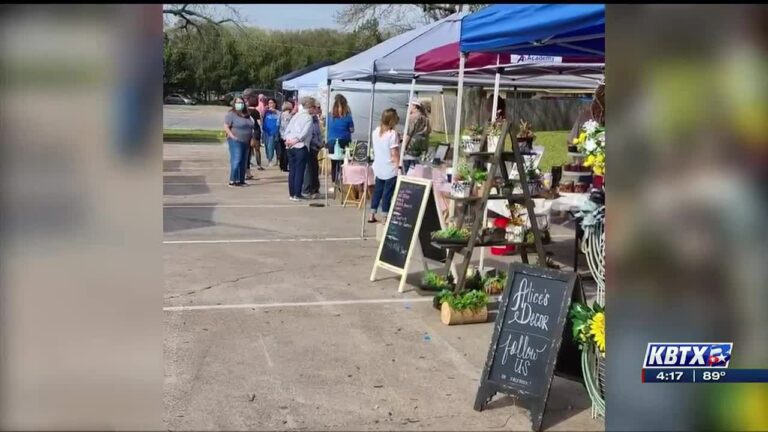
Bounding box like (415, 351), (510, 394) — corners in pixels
(643, 343), (732, 368)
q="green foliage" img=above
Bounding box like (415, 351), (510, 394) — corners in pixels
(164, 23), (381, 99)
(482, 271), (506, 295)
(454, 163), (473, 182)
(422, 271), (453, 290)
(465, 124), (485, 137)
(471, 169), (487, 184)
(431, 227), (470, 241)
(437, 289), (489, 312)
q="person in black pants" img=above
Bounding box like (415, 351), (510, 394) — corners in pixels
(302, 111), (323, 199)
(243, 88), (263, 179)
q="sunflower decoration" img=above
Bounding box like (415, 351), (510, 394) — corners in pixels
(570, 302), (605, 356)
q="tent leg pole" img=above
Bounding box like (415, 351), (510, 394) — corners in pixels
(360, 78), (377, 239)
(450, 52), (467, 220)
(441, 91), (449, 143)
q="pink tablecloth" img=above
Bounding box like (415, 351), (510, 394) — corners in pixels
(407, 164), (451, 213)
(342, 164), (375, 186)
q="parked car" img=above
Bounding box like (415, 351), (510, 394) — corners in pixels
(218, 91), (243, 106)
(164, 93), (196, 105)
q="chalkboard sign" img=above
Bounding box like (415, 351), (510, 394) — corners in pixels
(352, 141), (369, 162)
(474, 263), (578, 432)
(418, 190), (446, 263)
(370, 176), (432, 293)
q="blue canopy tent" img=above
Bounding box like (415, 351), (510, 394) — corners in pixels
(450, 4), (605, 167)
(459, 4), (605, 56)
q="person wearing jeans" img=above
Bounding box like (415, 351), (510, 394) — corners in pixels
(223, 97), (254, 187)
(287, 146), (309, 199)
(369, 108), (401, 223)
(327, 94), (354, 183)
(262, 98), (280, 166)
(283, 96), (318, 201)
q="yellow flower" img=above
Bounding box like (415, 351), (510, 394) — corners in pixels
(572, 137), (580, 144)
(583, 154), (595, 167)
(589, 312), (605, 353)
(595, 153), (605, 164)
(579, 132), (587, 143)
(593, 165), (604, 176)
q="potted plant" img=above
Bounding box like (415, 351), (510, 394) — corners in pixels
(526, 166), (543, 196)
(516, 119), (536, 150)
(462, 124), (484, 153)
(437, 289), (489, 325)
(486, 119), (503, 152)
(483, 272), (506, 295)
(451, 163), (474, 198)
(431, 226), (471, 244)
(421, 270), (454, 292)
(470, 169), (488, 195)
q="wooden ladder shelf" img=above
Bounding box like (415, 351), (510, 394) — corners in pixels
(438, 120), (547, 293)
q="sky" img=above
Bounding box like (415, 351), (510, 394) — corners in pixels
(225, 4), (349, 31)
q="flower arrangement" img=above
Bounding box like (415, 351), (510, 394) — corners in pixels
(422, 270), (454, 291)
(465, 124), (485, 137)
(569, 302), (605, 355)
(486, 118), (503, 136)
(516, 119), (536, 141)
(573, 119), (605, 176)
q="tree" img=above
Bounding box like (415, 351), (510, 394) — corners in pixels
(163, 4), (243, 33)
(335, 4), (488, 34)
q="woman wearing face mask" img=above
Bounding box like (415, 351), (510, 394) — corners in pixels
(223, 97), (254, 187)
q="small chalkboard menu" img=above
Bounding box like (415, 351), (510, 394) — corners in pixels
(370, 176), (432, 293)
(474, 263), (578, 432)
(352, 141), (369, 162)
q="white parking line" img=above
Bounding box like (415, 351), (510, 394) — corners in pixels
(163, 237), (372, 244)
(164, 204), (306, 208)
(163, 297), (433, 312)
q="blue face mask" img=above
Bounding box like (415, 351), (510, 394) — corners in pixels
(235, 103), (245, 111)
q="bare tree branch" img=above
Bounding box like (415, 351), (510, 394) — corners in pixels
(335, 4), (487, 35)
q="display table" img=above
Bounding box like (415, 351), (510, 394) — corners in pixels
(342, 163), (375, 208)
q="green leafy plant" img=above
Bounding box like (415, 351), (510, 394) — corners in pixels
(465, 124), (485, 137)
(483, 272), (506, 295)
(454, 163), (473, 182)
(405, 138), (428, 158)
(471, 169), (488, 184)
(422, 271), (453, 291)
(437, 289), (489, 312)
(431, 227), (471, 241)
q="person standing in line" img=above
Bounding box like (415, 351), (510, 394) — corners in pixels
(283, 97), (317, 201)
(302, 106), (323, 199)
(277, 100), (293, 172)
(401, 98), (431, 176)
(368, 108), (401, 223)
(223, 96), (254, 187)
(262, 98), (281, 167)
(326, 94), (354, 184)
(244, 89), (264, 175)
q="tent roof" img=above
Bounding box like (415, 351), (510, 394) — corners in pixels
(283, 66), (442, 92)
(459, 4), (605, 56)
(415, 41), (602, 74)
(327, 12), (466, 82)
(276, 60), (335, 86)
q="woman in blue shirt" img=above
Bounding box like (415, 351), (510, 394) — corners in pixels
(326, 94), (354, 183)
(262, 98), (281, 167)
